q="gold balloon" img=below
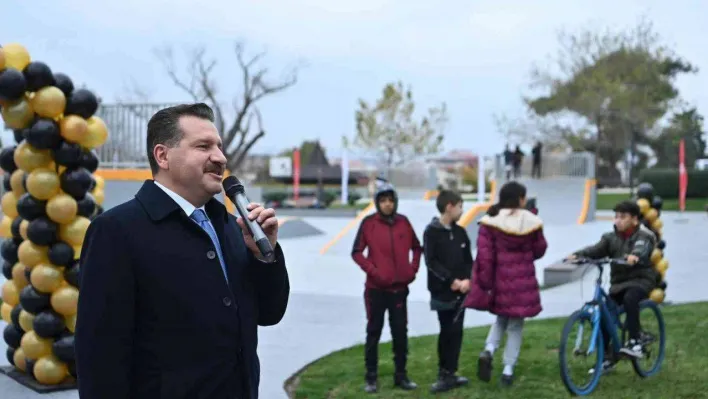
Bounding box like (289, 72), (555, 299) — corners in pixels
(656, 258), (669, 274)
(652, 219), (663, 231)
(1, 302), (12, 324)
(18, 239), (49, 267)
(0, 46), (5, 70)
(31, 264), (64, 294)
(10, 169), (26, 196)
(649, 288), (665, 304)
(18, 309), (35, 332)
(59, 216), (91, 247)
(80, 116), (109, 150)
(31, 86), (66, 119)
(2, 43), (31, 70)
(644, 208), (658, 223)
(19, 219), (29, 240)
(73, 245), (82, 259)
(92, 188), (105, 206)
(1, 279), (20, 306)
(1, 98), (35, 129)
(65, 313), (76, 333)
(14, 141), (53, 173)
(46, 193), (79, 224)
(637, 198), (650, 214)
(13, 348), (27, 372)
(51, 286), (79, 316)
(21, 330), (53, 360)
(59, 115), (89, 143)
(0, 215), (12, 239)
(93, 174), (105, 190)
(650, 248), (662, 265)
(12, 262), (30, 289)
(34, 355), (69, 385)
(1, 191), (19, 218)
(26, 167), (61, 200)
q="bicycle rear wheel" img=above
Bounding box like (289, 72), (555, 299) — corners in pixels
(559, 310), (604, 396)
(631, 299), (666, 377)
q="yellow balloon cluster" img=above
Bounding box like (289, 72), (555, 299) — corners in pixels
(1, 43), (109, 386)
(637, 196), (668, 304)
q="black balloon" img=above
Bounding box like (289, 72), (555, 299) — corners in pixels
(657, 239), (666, 250)
(16, 193), (47, 221)
(77, 193), (96, 217)
(26, 118), (62, 150)
(3, 323), (23, 348)
(80, 150), (99, 173)
(10, 304), (22, 327)
(53, 140), (83, 167)
(22, 61), (55, 92)
(652, 195), (663, 211)
(33, 309), (66, 339)
(3, 174), (12, 191)
(19, 285), (51, 314)
(52, 334), (75, 363)
(0, 146), (17, 173)
(1, 239), (19, 264)
(636, 182), (654, 201)
(12, 129), (26, 144)
(1, 261), (12, 280)
(24, 266), (31, 282)
(64, 88), (98, 119)
(27, 216), (58, 246)
(49, 242), (74, 267)
(26, 358), (36, 379)
(64, 260), (79, 288)
(0, 68), (27, 101)
(6, 347), (15, 367)
(11, 216), (23, 239)
(60, 167), (92, 199)
(53, 73), (74, 97)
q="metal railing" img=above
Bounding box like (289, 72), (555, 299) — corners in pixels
(492, 151), (596, 181)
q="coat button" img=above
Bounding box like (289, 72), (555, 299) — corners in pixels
(223, 297), (232, 307)
(207, 250), (216, 260)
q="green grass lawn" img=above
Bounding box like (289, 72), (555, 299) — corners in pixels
(288, 301), (708, 399)
(597, 193), (707, 212)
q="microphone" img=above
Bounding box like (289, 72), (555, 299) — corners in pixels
(222, 175), (275, 262)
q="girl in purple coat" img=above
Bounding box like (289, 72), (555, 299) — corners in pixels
(463, 181), (547, 387)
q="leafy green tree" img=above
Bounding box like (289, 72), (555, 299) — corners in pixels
(344, 81), (447, 171)
(652, 108), (707, 168)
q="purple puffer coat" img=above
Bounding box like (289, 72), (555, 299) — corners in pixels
(466, 208), (547, 318)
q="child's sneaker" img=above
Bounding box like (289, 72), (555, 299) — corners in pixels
(588, 360), (615, 375)
(619, 339), (644, 358)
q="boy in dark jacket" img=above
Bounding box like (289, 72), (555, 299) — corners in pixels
(352, 182), (422, 393)
(568, 200), (657, 371)
(423, 190), (473, 393)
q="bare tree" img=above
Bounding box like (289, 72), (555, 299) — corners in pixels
(153, 41), (299, 171)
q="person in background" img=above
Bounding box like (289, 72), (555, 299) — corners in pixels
(503, 144), (514, 180)
(512, 145), (524, 179)
(423, 190), (473, 393)
(463, 181), (547, 387)
(531, 141), (543, 179)
(351, 181), (423, 393)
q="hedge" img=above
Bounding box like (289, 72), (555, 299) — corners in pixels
(638, 168), (708, 198)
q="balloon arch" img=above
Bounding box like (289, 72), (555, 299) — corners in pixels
(0, 42), (108, 389)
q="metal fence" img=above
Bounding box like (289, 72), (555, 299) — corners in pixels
(491, 151), (596, 181)
(95, 103), (181, 168)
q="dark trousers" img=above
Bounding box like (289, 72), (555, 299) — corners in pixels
(364, 288), (409, 378)
(437, 308), (465, 373)
(531, 161), (541, 178)
(603, 287), (647, 350)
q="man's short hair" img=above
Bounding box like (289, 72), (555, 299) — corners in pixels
(613, 200), (641, 218)
(436, 189), (463, 213)
(146, 103), (215, 174)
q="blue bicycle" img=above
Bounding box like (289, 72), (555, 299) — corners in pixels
(558, 257), (666, 396)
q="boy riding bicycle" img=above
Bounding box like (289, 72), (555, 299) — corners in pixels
(567, 200), (658, 368)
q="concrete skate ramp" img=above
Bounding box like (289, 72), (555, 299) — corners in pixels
(278, 218), (324, 239)
(517, 177), (595, 225)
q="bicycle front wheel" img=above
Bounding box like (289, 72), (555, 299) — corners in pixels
(559, 310), (604, 396)
(631, 299), (666, 377)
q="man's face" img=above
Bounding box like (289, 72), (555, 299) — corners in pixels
(614, 212), (638, 232)
(378, 196), (395, 216)
(157, 115), (227, 200)
(446, 201), (464, 222)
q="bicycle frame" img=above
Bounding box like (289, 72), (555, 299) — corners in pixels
(576, 264), (624, 356)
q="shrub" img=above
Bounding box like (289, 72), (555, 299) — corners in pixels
(638, 168), (708, 198)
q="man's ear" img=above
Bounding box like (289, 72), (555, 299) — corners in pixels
(153, 144), (170, 170)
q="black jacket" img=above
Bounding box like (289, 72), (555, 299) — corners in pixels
(423, 217), (474, 309)
(75, 180), (290, 399)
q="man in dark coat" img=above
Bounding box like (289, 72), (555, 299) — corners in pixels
(75, 103), (290, 399)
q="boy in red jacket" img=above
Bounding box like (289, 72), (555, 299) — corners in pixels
(352, 182), (423, 393)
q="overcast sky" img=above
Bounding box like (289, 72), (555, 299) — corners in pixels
(2, 0), (706, 159)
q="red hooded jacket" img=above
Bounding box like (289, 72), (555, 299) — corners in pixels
(352, 213), (423, 291)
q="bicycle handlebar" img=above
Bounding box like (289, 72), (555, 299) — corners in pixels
(564, 256), (632, 267)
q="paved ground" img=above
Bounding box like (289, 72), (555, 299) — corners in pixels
(1, 180), (706, 398)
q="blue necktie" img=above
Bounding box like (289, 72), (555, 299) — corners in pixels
(190, 209), (229, 283)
